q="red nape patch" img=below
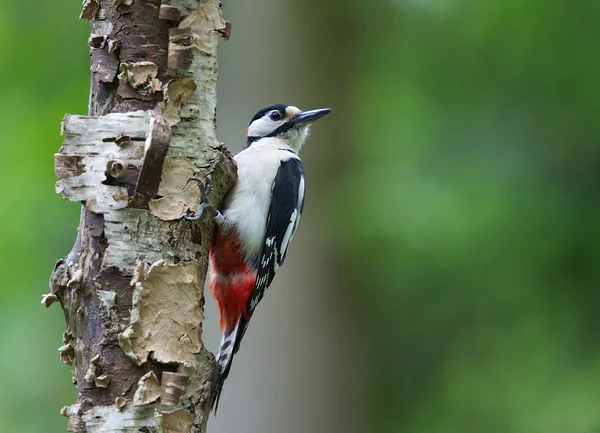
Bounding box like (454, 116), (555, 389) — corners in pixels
(209, 227), (257, 333)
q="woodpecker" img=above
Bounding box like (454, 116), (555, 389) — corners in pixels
(187, 104), (330, 411)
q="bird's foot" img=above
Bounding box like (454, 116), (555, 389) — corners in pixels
(184, 177), (225, 226)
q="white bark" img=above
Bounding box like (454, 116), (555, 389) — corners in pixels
(47, 1), (235, 432)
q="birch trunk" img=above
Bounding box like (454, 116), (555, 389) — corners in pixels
(45, 1), (235, 431)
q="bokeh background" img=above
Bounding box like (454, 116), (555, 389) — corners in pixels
(1, 0), (599, 432)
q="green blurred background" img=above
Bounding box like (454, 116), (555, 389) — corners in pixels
(1, 0), (599, 432)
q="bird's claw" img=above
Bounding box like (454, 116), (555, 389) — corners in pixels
(185, 177), (212, 220)
(184, 177), (223, 224)
(187, 177), (212, 202)
(185, 203), (212, 221)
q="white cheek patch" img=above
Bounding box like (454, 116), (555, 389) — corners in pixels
(248, 117), (285, 137)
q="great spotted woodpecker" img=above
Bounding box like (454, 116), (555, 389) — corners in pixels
(187, 104), (330, 411)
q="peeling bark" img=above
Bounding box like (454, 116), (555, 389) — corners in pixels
(48, 1), (235, 432)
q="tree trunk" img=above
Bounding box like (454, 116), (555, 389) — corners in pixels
(45, 1), (235, 431)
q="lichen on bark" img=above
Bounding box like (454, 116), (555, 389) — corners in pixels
(48, 1), (235, 432)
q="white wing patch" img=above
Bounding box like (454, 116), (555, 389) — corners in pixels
(298, 175), (305, 211)
(277, 175), (304, 268)
(279, 210), (298, 265)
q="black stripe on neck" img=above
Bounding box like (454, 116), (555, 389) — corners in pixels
(242, 140), (298, 155)
(242, 135), (261, 150)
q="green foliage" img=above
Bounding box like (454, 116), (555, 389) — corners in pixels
(328, 0), (600, 431)
(0, 1), (88, 432)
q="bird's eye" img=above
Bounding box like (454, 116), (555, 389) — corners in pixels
(269, 111), (282, 121)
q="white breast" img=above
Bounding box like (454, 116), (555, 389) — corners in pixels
(222, 139), (298, 261)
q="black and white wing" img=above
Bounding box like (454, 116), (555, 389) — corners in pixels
(213, 156), (305, 411)
(248, 155), (305, 315)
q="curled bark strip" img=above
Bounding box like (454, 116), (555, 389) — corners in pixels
(128, 106), (172, 208)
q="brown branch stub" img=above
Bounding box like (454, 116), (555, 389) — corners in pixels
(219, 21), (232, 40)
(128, 105), (172, 208)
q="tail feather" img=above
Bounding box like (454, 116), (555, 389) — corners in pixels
(213, 316), (248, 412)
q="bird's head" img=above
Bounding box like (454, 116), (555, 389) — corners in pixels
(246, 104), (331, 152)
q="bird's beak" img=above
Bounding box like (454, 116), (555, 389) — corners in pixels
(291, 108), (331, 127)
